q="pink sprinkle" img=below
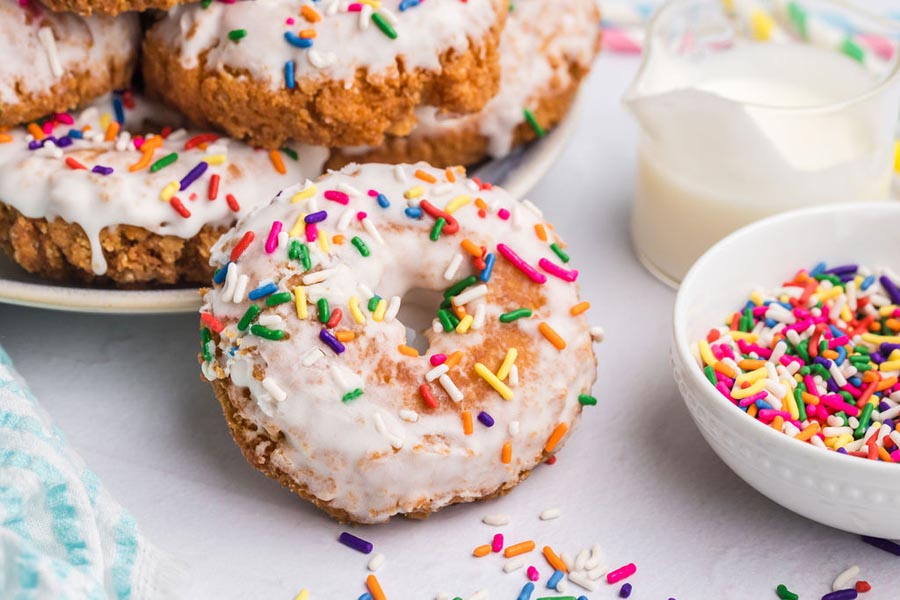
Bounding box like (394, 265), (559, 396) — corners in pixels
(265, 220), (283, 253)
(133, 136), (145, 150)
(821, 395), (859, 417)
(892, 449), (900, 462)
(858, 33), (895, 61)
(367, 189), (379, 197)
(285, 17), (295, 24)
(738, 391), (768, 407)
(306, 222), (318, 243)
(42, 121), (54, 135)
(324, 190), (349, 204)
(54, 113), (74, 125)
(606, 563), (636, 584)
(429, 354), (446, 366)
(497, 208), (510, 220)
(526, 566), (539, 581)
(357, 211), (367, 221)
(347, 2), (362, 10)
(603, 28), (643, 54)
(491, 533), (503, 553)
(496, 243), (546, 285)
(538, 257), (579, 282)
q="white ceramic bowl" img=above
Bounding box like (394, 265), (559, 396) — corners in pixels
(672, 202), (900, 538)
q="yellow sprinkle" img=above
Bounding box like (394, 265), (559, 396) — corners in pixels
(349, 296), (366, 324)
(814, 287), (842, 303)
(99, 112), (112, 132)
(879, 305), (899, 318)
(292, 184), (317, 203)
(455, 314), (474, 334)
(404, 185), (424, 199)
(862, 333), (900, 344)
(720, 0), (734, 12)
(318, 228), (331, 253)
(834, 433), (854, 449)
(731, 379), (766, 400)
(203, 154), (227, 166)
(474, 362), (513, 400)
(782, 381), (799, 421)
(294, 590), (309, 600)
(373, 298), (387, 322)
(294, 286), (307, 319)
(735, 367), (767, 386)
(445, 194), (471, 214)
(728, 331), (759, 343)
(840, 305), (853, 323)
(749, 290), (764, 306)
(698, 340), (717, 367)
(750, 8), (775, 41)
(360, 0), (381, 6)
(881, 360), (900, 372)
(894, 140), (900, 174)
(289, 213), (307, 237)
(496, 348), (518, 381)
(160, 181), (179, 202)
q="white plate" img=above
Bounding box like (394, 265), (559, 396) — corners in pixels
(0, 101), (580, 315)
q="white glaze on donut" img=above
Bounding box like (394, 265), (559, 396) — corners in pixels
(0, 93), (328, 275)
(200, 162), (599, 523)
(0, 0), (139, 107)
(148, 0), (504, 89)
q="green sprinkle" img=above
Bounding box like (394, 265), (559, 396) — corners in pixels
(578, 394), (597, 406)
(703, 365), (717, 386)
(266, 291), (293, 307)
(342, 388), (364, 403)
(228, 28), (247, 41)
(550, 242), (569, 263)
(371, 12), (397, 39)
(200, 327), (213, 362)
(523, 108), (545, 138)
(835, 411), (848, 426)
(368, 296), (381, 312)
(440, 298), (452, 310)
(499, 308), (533, 323)
(149, 152), (178, 173)
(430, 217), (446, 241)
(288, 239), (302, 261)
(776, 584), (799, 600)
(317, 298), (330, 323)
(351, 236), (370, 257)
(838, 390), (854, 405)
(793, 388), (806, 422)
(299, 243), (311, 270)
(855, 402), (874, 438)
(250, 324), (285, 341)
(437, 309), (455, 332)
(787, 2), (806, 38)
(237, 304), (261, 331)
(280, 146), (298, 161)
(200, 0), (212, 7)
(842, 38), (865, 63)
(444, 275), (479, 299)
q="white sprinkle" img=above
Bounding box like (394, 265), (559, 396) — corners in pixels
(359, 4), (372, 28)
(431, 319), (443, 333)
(466, 180), (480, 192)
(503, 557), (525, 572)
(302, 268), (336, 285)
(114, 131), (132, 151)
(337, 208), (355, 231)
(393, 164), (407, 183)
(262, 377), (287, 402)
(38, 28), (63, 78)
(258, 315), (284, 328)
(587, 564), (608, 580)
(522, 199), (543, 218)
(336, 182), (362, 197)
(431, 183), (453, 196)
(469, 590), (488, 600)
(399, 409), (419, 423)
(555, 579), (567, 593)
(367, 553), (385, 572)
(363, 218), (385, 245)
(439, 373), (464, 403)
(508, 364), (519, 387)
(540, 507), (561, 521)
(378, 6), (398, 25)
(425, 364), (449, 382)
(590, 326), (605, 343)
(36, 146), (63, 158)
(308, 49), (336, 68)
(508, 420), (520, 436)
(584, 544), (603, 570)
(435, 595), (450, 600)
(482, 514), (510, 526)
(385, 296), (401, 322)
(222, 263), (239, 302)
(330, 365), (353, 393)
(832, 565), (860, 591)
(471, 302), (486, 331)
(451, 284), (487, 307)
(302, 348), (325, 366)
(358, 283), (374, 299)
(277, 231), (289, 251)
(560, 552), (573, 571)
(574, 549), (589, 572)
(568, 571), (597, 591)
(232, 274), (250, 303)
(443, 253), (464, 281)
(373, 412), (388, 434)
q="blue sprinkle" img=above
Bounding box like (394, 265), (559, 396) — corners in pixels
(404, 207), (422, 219)
(248, 282), (278, 300)
(517, 582), (535, 600)
(399, 0), (419, 10)
(849, 376), (862, 387)
(67, 128), (83, 139)
(755, 399), (773, 410)
(764, 318), (776, 328)
(810, 262), (827, 277)
(213, 262), (231, 284)
(284, 31), (313, 48)
(479, 252), (495, 283)
(835, 346), (847, 366)
(547, 569), (564, 589)
(861, 274), (875, 290)
(376, 193), (390, 208)
(578, 597), (589, 600)
(284, 60), (296, 90)
(357, 594), (373, 600)
(829, 325), (844, 338)
(113, 96), (125, 125)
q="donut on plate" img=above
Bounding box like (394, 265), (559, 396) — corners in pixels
(198, 162), (601, 523)
(0, 0), (139, 128)
(142, 0), (508, 149)
(329, 0), (602, 169)
(0, 93), (328, 286)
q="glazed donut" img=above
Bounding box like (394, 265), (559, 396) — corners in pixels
(328, 0), (601, 169)
(0, 0), (139, 128)
(0, 93), (328, 286)
(199, 162), (601, 523)
(142, 0), (507, 149)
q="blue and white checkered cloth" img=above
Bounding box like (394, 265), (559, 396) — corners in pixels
(0, 347), (187, 599)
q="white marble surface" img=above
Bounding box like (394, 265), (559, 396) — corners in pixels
(2, 54), (899, 600)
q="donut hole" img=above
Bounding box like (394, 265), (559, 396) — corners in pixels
(398, 287), (443, 354)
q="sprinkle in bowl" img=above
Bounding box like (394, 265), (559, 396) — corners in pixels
(672, 202), (900, 538)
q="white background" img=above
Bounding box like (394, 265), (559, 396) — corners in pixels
(2, 53), (900, 599)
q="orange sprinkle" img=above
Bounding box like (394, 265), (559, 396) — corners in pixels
(462, 411), (473, 435)
(801, 391), (820, 405)
(104, 121), (120, 141)
(538, 322), (566, 350)
(366, 574), (386, 600)
(543, 546), (568, 573)
(415, 169), (437, 183)
(300, 4), (322, 21)
(335, 331), (355, 342)
(544, 422), (568, 452)
(737, 359), (765, 370)
(269, 150), (286, 174)
(445, 167), (456, 182)
(0, 133), (12, 143)
(862, 370), (879, 383)
(445, 351), (463, 369)
(569, 301), (590, 316)
(332, 234), (346, 245)
(747, 404), (758, 418)
(771, 415), (784, 431)
(714, 361), (737, 379)
(887, 318), (900, 332)
(299, 28), (317, 38)
(472, 544), (492, 557)
(877, 377), (898, 392)
(397, 344), (419, 357)
(878, 447), (894, 462)
(821, 349), (839, 360)
(501, 441), (512, 464)
(129, 137), (163, 172)
(27, 123), (45, 140)
(474, 197), (487, 210)
(452, 304), (467, 320)
(460, 238), (483, 257)
(795, 421), (820, 441)
(503, 540), (535, 558)
(534, 223), (548, 241)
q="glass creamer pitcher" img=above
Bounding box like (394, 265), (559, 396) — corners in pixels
(625, 0), (900, 287)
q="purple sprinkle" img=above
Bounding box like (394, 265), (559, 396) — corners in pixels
(881, 343), (900, 355)
(338, 532), (373, 554)
(477, 411), (494, 427)
(305, 210), (328, 224)
(880, 275), (900, 305)
(56, 136), (73, 148)
(320, 329), (345, 354)
(91, 165), (114, 175)
(27, 140), (42, 150)
(837, 447), (849, 454)
(861, 535), (900, 556)
(822, 590), (857, 600)
(870, 352), (885, 365)
(179, 161), (208, 191)
(825, 264), (857, 275)
(619, 583), (633, 598)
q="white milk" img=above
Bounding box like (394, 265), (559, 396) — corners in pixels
(627, 42), (898, 285)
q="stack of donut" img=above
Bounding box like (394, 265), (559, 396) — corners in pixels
(0, 0), (600, 286)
